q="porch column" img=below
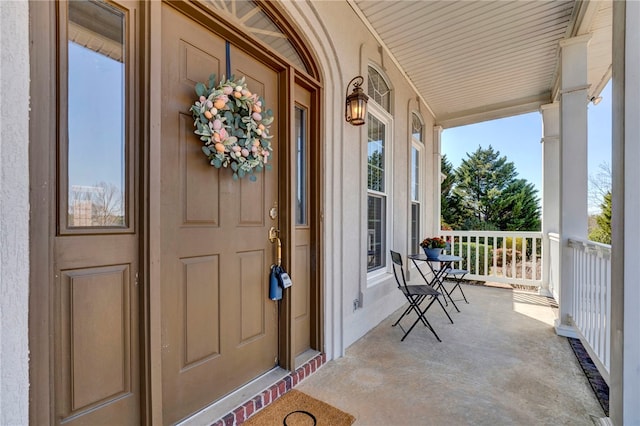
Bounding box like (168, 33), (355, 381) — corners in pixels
(611, 1), (640, 424)
(539, 103), (559, 298)
(556, 34), (591, 337)
(432, 125), (443, 235)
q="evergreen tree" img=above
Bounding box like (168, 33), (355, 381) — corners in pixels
(446, 145), (540, 231)
(494, 179), (541, 231)
(441, 155), (468, 228)
(589, 191), (612, 244)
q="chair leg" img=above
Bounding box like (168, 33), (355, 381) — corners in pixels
(393, 295), (427, 327)
(446, 275), (469, 305)
(438, 280), (461, 313)
(397, 296), (442, 342)
(433, 295), (454, 324)
(401, 298), (441, 342)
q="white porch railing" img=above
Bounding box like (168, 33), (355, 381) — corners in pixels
(439, 230), (543, 287)
(548, 233), (561, 300)
(568, 237), (611, 383)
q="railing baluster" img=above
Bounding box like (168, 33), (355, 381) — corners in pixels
(566, 237), (611, 383)
(522, 237), (528, 280)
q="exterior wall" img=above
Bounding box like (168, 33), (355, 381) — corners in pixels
(281, 2), (437, 353)
(0, 0), (31, 424)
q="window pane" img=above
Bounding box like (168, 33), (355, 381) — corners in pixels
(412, 113), (423, 142)
(368, 114), (385, 192)
(67, 1), (126, 227)
(411, 146), (419, 201)
(367, 66), (390, 112)
(367, 195), (386, 271)
(411, 203), (420, 254)
(295, 106), (307, 226)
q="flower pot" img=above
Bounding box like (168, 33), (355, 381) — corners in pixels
(424, 248), (442, 259)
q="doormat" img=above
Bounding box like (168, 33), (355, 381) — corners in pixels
(568, 337), (609, 416)
(242, 390), (355, 425)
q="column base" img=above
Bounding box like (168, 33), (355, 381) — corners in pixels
(554, 320), (578, 338)
(537, 287), (553, 298)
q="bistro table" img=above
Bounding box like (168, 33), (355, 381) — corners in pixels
(408, 253), (464, 313)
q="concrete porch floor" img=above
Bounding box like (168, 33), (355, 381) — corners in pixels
(297, 284), (605, 425)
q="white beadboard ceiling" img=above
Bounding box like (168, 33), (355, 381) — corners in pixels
(351, 0), (612, 128)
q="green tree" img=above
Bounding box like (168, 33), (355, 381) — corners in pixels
(589, 191), (612, 244)
(441, 155), (468, 228)
(450, 145), (540, 231)
(494, 179), (541, 231)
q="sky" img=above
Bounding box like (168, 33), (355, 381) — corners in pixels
(441, 81), (612, 212)
(68, 42), (125, 201)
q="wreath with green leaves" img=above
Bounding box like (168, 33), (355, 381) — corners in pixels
(190, 74), (274, 181)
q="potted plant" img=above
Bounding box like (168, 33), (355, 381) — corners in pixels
(420, 237), (447, 259)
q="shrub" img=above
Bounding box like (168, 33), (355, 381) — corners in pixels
(493, 248), (523, 267)
(450, 242), (493, 275)
(502, 236), (540, 258)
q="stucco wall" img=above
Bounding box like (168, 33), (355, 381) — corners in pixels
(281, 2), (438, 355)
(0, 0), (31, 424)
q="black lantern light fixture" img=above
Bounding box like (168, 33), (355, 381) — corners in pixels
(345, 76), (369, 126)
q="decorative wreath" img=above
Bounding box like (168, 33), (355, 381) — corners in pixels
(190, 74), (274, 181)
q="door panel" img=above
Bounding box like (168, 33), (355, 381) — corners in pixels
(181, 255), (220, 366)
(160, 5), (279, 423)
(53, 1), (140, 424)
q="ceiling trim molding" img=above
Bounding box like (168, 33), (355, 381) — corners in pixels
(436, 93), (551, 129)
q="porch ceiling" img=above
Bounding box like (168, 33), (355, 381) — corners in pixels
(350, 0), (612, 128)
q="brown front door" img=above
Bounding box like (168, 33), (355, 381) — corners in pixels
(159, 4), (280, 423)
(52, 1), (141, 424)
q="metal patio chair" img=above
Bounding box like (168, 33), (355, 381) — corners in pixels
(390, 250), (451, 342)
(442, 266), (469, 308)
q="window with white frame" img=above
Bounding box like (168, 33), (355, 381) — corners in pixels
(368, 67), (391, 113)
(410, 113), (424, 254)
(366, 66), (392, 274)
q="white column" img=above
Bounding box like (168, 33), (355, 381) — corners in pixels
(432, 125), (443, 235)
(539, 103), (559, 298)
(611, 2), (640, 424)
(556, 34), (591, 337)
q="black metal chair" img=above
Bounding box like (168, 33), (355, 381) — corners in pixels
(390, 250), (452, 342)
(442, 267), (469, 307)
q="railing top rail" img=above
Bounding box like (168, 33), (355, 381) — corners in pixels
(568, 237), (611, 258)
(568, 236), (612, 250)
(440, 230), (543, 237)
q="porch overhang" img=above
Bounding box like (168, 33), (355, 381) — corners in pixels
(350, 0), (612, 128)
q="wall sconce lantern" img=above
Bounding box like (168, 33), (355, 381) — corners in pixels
(345, 76), (369, 126)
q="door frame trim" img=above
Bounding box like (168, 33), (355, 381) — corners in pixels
(29, 1), (57, 424)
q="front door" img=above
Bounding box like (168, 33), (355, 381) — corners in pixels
(159, 5), (279, 423)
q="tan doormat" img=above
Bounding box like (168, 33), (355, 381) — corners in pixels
(243, 390), (356, 426)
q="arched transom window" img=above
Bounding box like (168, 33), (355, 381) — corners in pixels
(367, 66), (390, 112)
(203, 0), (309, 73)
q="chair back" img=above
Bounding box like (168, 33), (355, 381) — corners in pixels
(390, 250), (409, 292)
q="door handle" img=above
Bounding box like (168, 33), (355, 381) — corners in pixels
(269, 227), (282, 266)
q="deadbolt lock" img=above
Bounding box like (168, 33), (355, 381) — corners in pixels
(269, 207), (278, 220)
(269, 226), (279, 242)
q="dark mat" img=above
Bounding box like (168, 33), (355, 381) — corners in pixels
(568, 337), (609, 416)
